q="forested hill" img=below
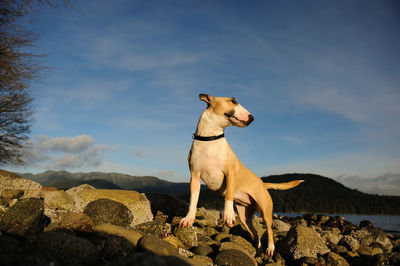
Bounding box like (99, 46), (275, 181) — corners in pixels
(262, 173), (400, 215)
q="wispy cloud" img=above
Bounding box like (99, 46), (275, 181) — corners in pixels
(335, 173), (400, 196)
(24, 135), (114, 170)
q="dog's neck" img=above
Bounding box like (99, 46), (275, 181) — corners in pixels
(195, 109), (229, 137)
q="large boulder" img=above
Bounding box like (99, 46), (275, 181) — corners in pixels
(67, 186), (153, 226)
(84, 198), (133, 227)
(0, 198), (46, 239)
(0, 170), (41, 198)
(277, 224), (330, 260)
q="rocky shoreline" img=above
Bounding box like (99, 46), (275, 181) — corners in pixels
(1, 169), (399, 265)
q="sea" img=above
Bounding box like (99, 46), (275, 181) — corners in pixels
(275, 213), (400, 235)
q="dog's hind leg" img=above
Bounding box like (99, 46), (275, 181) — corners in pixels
(236, 204), (260, 249)
(252, 189), (275, 256)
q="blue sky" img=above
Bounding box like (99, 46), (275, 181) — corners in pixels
(6, 0), (400, 195)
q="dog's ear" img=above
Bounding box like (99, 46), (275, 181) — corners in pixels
(199, 94), (214, 104)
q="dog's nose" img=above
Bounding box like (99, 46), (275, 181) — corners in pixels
(248, 114), (254, 123)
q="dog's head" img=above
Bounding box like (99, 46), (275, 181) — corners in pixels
(199, 94), (254, 127)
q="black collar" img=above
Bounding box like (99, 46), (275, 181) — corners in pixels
(193, 133), (225, 141)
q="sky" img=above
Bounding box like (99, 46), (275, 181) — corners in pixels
(5, 0), (400, 195)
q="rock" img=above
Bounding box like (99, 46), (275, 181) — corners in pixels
(272, 219), (291, 232)
(231, 235), (257, 256)
(137, 234), (179, 256)
(214, 232), (231, 243)
(277, 224), (330, 260)
(0, 189), (24, 203)
(215, 249), (257, 266)
(94, 224), (142, 247)
(350, 228), (393, 252)
(0, 235), (25, 265)
(164, 235), (182, 249)
(0, 198), (46, 239)
(324, 252), (350, 266)
(339, 235), (360, 252)
(324, 216), (356, 232)
(135, 220), (171, 238)
(42, 189), (74, 211)
(193, 255), (213, 266)
(370, 252), (400, 266)
(57, 212), (94, 232)
(41, 189), (75, 223)
(359, 220), (374, 228)
(0, 170), (42, 198)
(114, 252), (195, 266)
(195, 207), (220, 227)
(145, 192), (189, 217)
(84, 198), (133, 226)
(191, 243), (214, 257)
(174, 226), (199, 248)
(86, 230), (136, 263)
(69, 188), (153, 226)
(320, 230), (343, 246)
(220, 241), (256, 258)
(34, 231), (99, 266)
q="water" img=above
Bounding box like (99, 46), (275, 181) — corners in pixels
(275, 213), (400, 234)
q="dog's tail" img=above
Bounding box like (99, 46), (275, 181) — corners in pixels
(264, 180), (304, 190)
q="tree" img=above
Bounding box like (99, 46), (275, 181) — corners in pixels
(0, 0), (71, 165)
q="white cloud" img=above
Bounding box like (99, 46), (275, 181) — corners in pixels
(24, 135), (113, 170)
(335, 173), (400, 196)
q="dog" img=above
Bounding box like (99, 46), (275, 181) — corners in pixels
(179, 94), (303, 256)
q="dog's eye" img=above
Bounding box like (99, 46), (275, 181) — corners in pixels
(231, 99), (238, 105)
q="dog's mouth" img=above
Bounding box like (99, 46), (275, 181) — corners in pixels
(224, 112), (251, 127)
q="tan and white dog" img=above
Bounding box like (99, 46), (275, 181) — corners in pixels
(179, 94), (303, 256)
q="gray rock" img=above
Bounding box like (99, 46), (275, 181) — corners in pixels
(135, 220), (172, 238)
(277, 224), (330, 260)
(57, 212), (94, 232)
(84, 198), (133, 226)
(0, 170), (42, 198)
(339, 235), (360, 252)
(272, 219), (291, 232)
(191, 243), (214, 256)
(68, 187), (153, 226)
(145, 192), (189, 217)
(34, 231), (99, 266)
(0, 198), (45, 239)
(113, 252), (194, 266)
(86, 230), (136, 263)
(324, 252), (350, 266)
(215, 249), (257, 266)
(174, 226), (199, 249)
(349, 228), (393, 252)
(195, 207), (220, 227)
(137, 234), (179, 256)
(370, 252), (400, 266)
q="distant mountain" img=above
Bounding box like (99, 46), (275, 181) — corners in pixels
(19, 170), (194, 193)
(263, 173), (400, 215)
(18, 171), (400, 214)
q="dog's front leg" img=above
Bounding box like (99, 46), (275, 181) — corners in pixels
(179, 171), (200, 228)
(223, 172), (236, 227)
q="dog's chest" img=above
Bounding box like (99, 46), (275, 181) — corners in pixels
(189, 140), (228, 191)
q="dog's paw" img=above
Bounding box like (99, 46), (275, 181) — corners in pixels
(179, 216), (195, 228)
(223, 209), (236, 227)
(266, 243), (275, 257)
